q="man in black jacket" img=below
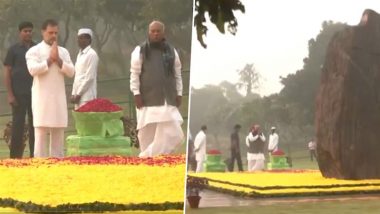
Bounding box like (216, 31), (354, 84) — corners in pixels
(3, 22), (35, 158)
(229, 124), (243, 171)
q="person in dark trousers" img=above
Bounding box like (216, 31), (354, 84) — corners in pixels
(230, 124), (243, 171)
(187, 132), (197, 171)
(3, 21), (35, 158)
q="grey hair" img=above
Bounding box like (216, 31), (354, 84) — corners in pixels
(149, 20), (165, 32)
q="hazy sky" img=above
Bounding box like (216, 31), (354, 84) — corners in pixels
(190, 0), (380, 96)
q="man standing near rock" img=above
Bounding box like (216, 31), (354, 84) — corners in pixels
(3, 21), (35, 158)
(130, 20), (184, 157)
(71, 28), (99, 109)
(308, 139), (317, 162)
(26, 19), (75, 157)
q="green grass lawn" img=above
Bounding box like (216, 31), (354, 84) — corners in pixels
(288, 150), (319, 170)
(224, 149), (319, 172)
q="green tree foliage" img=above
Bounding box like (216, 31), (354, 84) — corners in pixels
(0, 0), (192, 76)
(194, 0), (245, 48)
(279, 21), (347, 126)
(189, 85), (228, 133)
(219, 80), (243, 102)
(236, 63), (261, 97)
(189, 83), (242, 146)
(0, 0), (192, 118)
(189, 21), (347, 154)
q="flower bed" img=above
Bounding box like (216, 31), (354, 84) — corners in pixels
(271, 149), (285, 156)
(0, 155), (186, 213)
(268, 149), (289, 169)
(207, 149), (221, 155)
(72, 98), (124, 137)
(76, 98), (122, 112)
(189, 170), (380, 198)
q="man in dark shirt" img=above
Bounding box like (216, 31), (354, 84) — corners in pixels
(230, 124), (243, 171)
(3, 21), (35, 158)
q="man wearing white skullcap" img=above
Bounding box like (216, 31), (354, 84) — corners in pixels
(71, 28), (99, 109)
(268, 126), (279, 153)
(78, 28), (93, 38)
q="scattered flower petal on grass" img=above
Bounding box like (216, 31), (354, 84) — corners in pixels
(0, 155), (186, 167)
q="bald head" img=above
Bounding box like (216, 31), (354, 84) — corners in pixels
(148, 21), (165, 43)
(149, 21), (165, 31)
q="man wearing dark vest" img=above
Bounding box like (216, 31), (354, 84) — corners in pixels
(245, 124), (266, 171)
(3, 21), (35, 158)
(130, 20), (184, 157)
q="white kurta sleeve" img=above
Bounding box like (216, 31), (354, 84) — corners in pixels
(245, 136), (250, 147)
(273, 134), (279, 145)
(269, 135), (278, 150)
(59, 48), (75, 78)
(194, 133), (205, 150)
(130, 46), (142, 96)
(259, 133), (266, 142)
(76, 52), (99, 96)
(246, 133), (259, 146)
(173, 49), (182, 96)
(199, 137), (206, 151)
(247, 132), (259, 142)
(71, 53), (80, 95)
(25, 46), (49, 77)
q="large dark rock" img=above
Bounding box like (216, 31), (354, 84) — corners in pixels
(316, 9), (380, 179)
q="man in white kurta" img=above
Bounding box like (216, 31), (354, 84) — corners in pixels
(71, 28), (99, 109)
(268, 126), (279, 153)
(246, 125), (266, 172)
(194, 126), (207, 173)
(308, 139), (317, 161)
(130, 21), (184, 157)
(25, 19), (74, 158)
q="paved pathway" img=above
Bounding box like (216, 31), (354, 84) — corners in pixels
(190, 190), (380, 208)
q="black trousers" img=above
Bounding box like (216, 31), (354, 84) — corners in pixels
(310, 150), (317, 161)
(10, 94), (34, 158)
(187, 141), (197, 171)
(230, 149), (243, 171)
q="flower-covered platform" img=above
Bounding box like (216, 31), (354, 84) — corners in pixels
(204, 150), (225, 172)
(189, 170), (380, 198)
(0, 155), (186, 213)
(66, 135), (132, 156)
(67, 98), (132, 156)
(267, 150), (290, 170)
